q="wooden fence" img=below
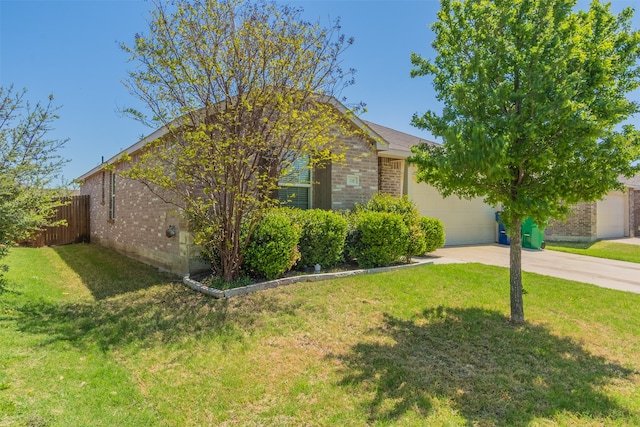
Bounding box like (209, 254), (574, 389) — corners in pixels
(29, 195), (90, 247)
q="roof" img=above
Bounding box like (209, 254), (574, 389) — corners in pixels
(363, 120), (437, 158)
(77, 96), (436, 180)
(620, 173), (640, 189)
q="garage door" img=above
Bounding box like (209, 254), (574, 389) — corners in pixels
(596, 192), (627, 239)
(407, 167), (497, 245)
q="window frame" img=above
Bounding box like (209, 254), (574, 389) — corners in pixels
(108, 170), (116, 221)
(101, 171), (106, 205)
(278, 154), (313, 210)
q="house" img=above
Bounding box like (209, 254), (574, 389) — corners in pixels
(78, 95), (638, 275)
(544, 175), (640, 242)
(375, 120), (640, 244)
(78, 96), (502, 275)
(361, 121), (499, 246)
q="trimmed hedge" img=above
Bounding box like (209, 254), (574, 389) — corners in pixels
(242, 209), (301, 280)
(419, 216), (446, 253)
(355, 193), (420, 226)
(407, 224), (427, 258)
(355, 193), (425, 261)
(295, 209), (348, 269)
(349, 211), (409, 268)
(240, 200), (444, 281)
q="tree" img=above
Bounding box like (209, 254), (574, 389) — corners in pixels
(121, 0), (360, 282)
(0, 85), (68, 290)
(409, 0), (640, 323)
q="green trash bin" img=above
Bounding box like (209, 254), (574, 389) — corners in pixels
(522, 217), (545, 250)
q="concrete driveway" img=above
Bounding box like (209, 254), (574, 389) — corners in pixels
(609, 237), (640, 246)
(432, 244), (640, 294)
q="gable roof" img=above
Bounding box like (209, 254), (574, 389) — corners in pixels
(77, 96), (436, 181)
(620, 173), (640, 189)
(78, 95), (375, 181)
(364, 120), (437, 158)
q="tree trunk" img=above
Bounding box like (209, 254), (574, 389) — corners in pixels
(220, 232), (241, 283)
(509, 217), (525, 324)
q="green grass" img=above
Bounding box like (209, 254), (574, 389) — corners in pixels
(1, 244), (639, 426)
(546, 240), (640, 264)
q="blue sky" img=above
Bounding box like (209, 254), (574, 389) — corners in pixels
(1, 0), (638, 183)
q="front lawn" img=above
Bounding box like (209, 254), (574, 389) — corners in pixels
(546, 240), (640, 264)
(1, 244), (639, 426)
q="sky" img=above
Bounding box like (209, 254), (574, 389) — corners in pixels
(1, 0), (639, 184)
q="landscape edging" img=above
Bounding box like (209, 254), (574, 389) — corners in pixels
(182, 257), (435, 299)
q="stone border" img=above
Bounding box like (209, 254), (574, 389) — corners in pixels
(183, 257), (435, 299)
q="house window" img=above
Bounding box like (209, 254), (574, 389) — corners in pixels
(108, 171), (116, 220)
(101, 171), (106, 205)
(278, 155), (312, 209)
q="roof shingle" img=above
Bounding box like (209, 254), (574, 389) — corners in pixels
(363, 120), (437, 153)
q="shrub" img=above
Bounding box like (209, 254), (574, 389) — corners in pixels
(343, 210), (359, 263)
(242, 209), (301, 280)
(354, 193), (420, 226)
(406, 224), (427, 260)
(419, 216), (446, 253)
(296, 209), (348, 269)
(349, 211), (409, 268)
(355, 193), (425, 261)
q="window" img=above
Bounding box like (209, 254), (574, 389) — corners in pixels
(278, 155), (312, 209)
(101, 171), (106, 205)
(108, 171), (116, 220)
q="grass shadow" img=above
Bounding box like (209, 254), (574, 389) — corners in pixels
(335, 306), (637, 426)
(545, 241), (598, 250)
(12, 284), (298, 352)
(6, 243), (303, 352)
(52, 244), (176, 300)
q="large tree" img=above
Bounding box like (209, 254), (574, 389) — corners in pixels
(0, 86), (68, 290)
(409, 0), (640, 323)
(121, 0), (360, 282)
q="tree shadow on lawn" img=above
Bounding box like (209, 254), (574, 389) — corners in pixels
(546, 241), (597, 250)
(335, 306), (637, 426)
(12, 285), (297, 352)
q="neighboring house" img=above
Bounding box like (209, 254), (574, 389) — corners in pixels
(78, 97), (499, 275)
(545, 175), (640, 242)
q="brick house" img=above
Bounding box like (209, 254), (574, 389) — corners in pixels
(364, 121), (499, 246)
(79, 97), (455, 275)
(79, 95), (640, 274)
(544, 175), (640, 242)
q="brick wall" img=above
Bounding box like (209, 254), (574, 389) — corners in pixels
(545, 201), (597, 242)
(378, 157), (404, 197)
(330, 134), (378, 210)
(80, 133), (381, 273)
(80, 157), (207, 276)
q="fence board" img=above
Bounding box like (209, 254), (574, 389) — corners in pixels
(29, 195), (90, 247)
